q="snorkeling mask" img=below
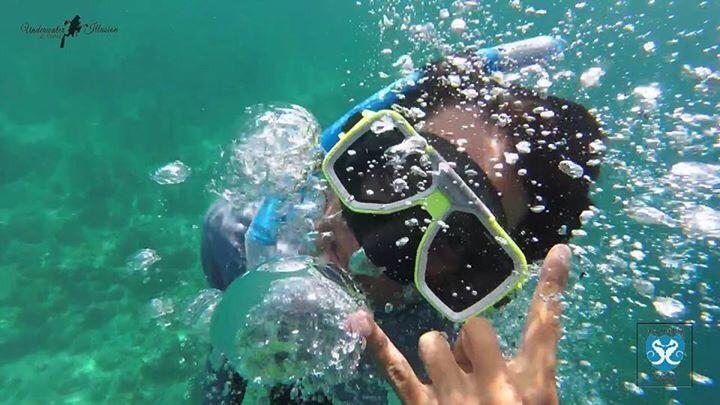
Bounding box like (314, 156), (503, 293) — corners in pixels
(322, 110), (527, 322)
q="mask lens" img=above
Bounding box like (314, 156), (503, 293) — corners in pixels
(332, 123), (434, 205)
(423, 211), (514, 313)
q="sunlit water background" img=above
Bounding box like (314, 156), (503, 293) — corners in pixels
(0, 0), (718, 403)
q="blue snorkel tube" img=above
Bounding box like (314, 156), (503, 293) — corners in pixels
(246, 36), (566, 265)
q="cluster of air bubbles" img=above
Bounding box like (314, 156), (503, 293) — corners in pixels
(231, 273), (365, 400)
(365, 0), (530, 87)
(669, 162), (720, 189)
(682, 64), (720, 94)
(150, 160), (191, 185)
(392, 54), (415, 76)
(275, 175), (327, 259)
(209, 104), (326, 265)
(652, 162), (720, 241)
(374, 129), (433, 195)
(681, 205), (720, 240)
(385, 135), (428, 166)
(492, 62), (569, 96)
(370, 114), (396, 134)
(213, 104), (322, 208)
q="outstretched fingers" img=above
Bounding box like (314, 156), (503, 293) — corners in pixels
(518, 244), (571, 375)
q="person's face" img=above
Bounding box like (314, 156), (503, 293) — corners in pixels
(316, 106), (530, 303)
(316, 190), (409, 304)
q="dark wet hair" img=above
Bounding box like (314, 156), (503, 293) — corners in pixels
(341, 56), (603, 284)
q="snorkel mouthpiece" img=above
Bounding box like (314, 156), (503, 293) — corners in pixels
(348, 248), (386, 277)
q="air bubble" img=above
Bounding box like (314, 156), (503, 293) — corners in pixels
(392, 178), (408, 193)
(558, 160), (584, 179)
(691, 372), (714, 386)
(642, 41), (656, 54)
(516, 141), (531, 154)
(450, 18), (466, 33)
(623, 381), (644, 396)
(633, 280), (655, 298)
(395, 237), (410, 247)
(580, 67), (605, 88)
(626, 205), (675, 228)
(653, 297), (686, 319)
(151, 160), (191, 185)
(504, 152), (519, 165)
(126, 249), (161, 272)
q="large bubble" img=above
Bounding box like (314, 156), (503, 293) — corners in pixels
(209, 257), (366, 400)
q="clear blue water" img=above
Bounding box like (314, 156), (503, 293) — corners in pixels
(0, 0), (718, 403)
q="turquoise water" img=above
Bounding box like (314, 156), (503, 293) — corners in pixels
(1, 0), (718, 403)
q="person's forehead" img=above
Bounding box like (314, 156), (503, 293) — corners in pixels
(421, 102), (529, 230)
(423, 105), (509, 168)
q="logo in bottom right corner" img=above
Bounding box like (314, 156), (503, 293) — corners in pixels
(646, 334), (685, 372)
(637, 323), (693, 387)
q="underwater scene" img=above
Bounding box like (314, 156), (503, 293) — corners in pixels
(1, 0), (718, 403)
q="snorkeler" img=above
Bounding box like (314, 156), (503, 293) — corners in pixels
(200, 36), (602, 403)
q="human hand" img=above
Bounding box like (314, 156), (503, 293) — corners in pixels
(355, 244), (571, 404)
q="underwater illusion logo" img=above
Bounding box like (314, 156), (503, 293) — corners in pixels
(20, 15), (118, 48)
(636, 322), (693, 387)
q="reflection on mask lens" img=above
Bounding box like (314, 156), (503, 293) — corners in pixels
(333, 127), (433, 205)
